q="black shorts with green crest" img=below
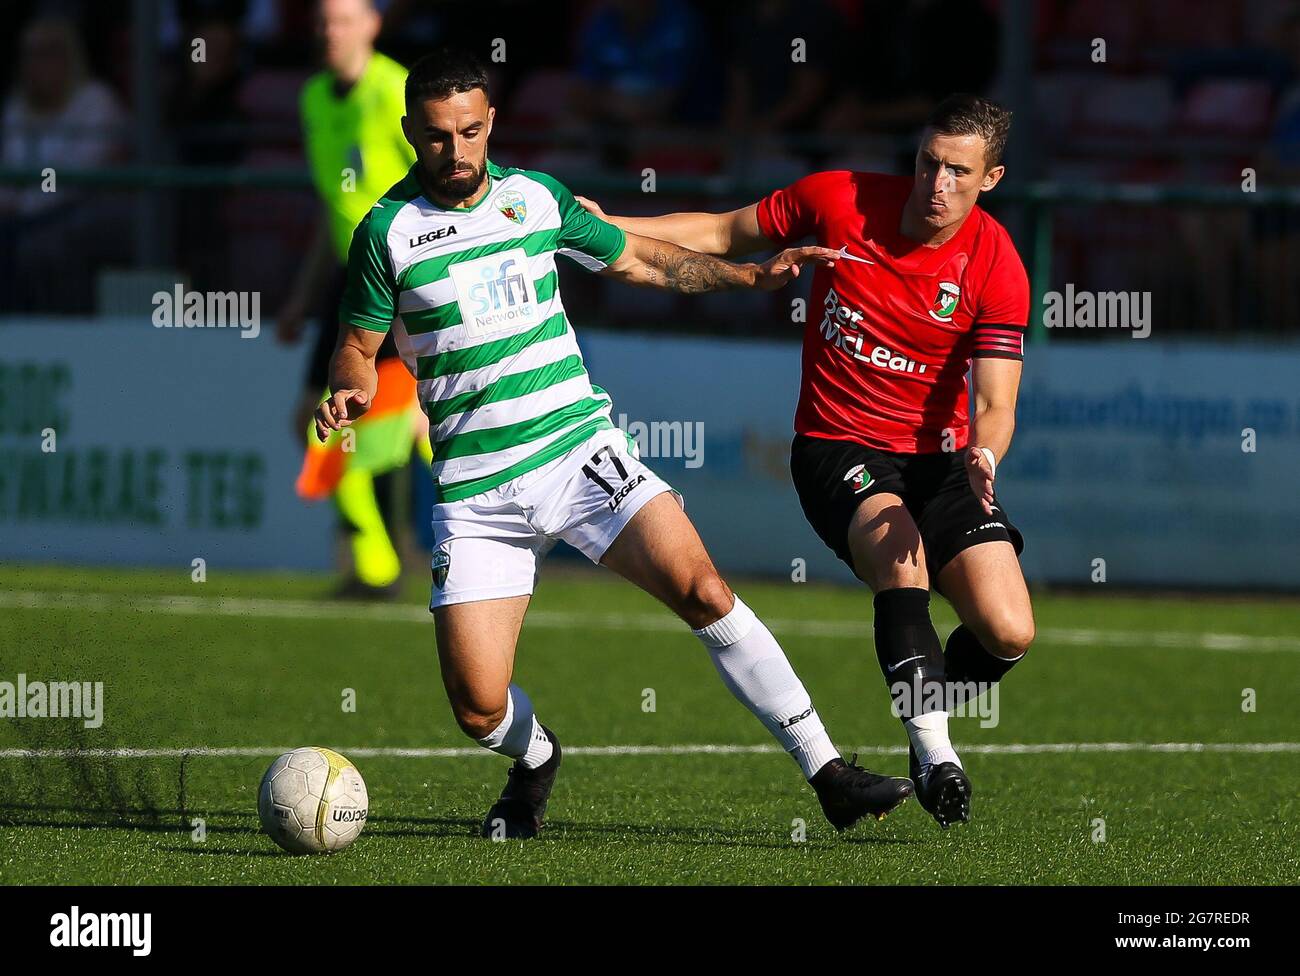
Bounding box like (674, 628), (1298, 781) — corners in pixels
(789, 433), (1024, 581)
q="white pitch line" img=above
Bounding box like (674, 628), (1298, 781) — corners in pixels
(2, 587), (1300, 657)
(2, 742), (1298, 760)
(1, 589), (1298, 652)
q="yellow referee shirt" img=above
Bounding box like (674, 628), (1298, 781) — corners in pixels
(300, 52), (416, 262)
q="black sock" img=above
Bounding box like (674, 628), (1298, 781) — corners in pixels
(873, 587), (946, 721)
(944, 624), (1022, 706)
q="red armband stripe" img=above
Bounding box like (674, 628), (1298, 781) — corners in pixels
(972, 323), (1026, 359)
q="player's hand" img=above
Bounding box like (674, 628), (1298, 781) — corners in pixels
(276, 299), (307, 344)
(314, 389), (370, 442)
(575, 195), (608, 220)
(292, 389), (319, 440)
(753, 246), (838, 291)
(965, 446), (996, 516)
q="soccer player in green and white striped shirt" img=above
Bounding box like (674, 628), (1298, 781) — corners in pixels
(314, 48), (913, 839)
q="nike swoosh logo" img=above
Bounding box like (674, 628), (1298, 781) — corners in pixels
(837, 245), (875, 264)
(887, 654), (925, 673)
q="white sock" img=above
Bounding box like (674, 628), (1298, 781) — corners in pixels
(694, 595), (840, 780)
(904, 710), (961, 777)
(475, 684), (554, 769)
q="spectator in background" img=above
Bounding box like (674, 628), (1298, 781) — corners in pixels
(1255, 8), (1300, 331)
(169, 14), (247, 166)
(0, 13), (127, 312)
(722, 0), (831, 163)
(241, 0), (317, 63)
(821, 0), (999, 138)
(276, 0), (423, 599)
(167, 12), (249, 291)
(570, 0), (699, 163)
(0, 14), (126, 214)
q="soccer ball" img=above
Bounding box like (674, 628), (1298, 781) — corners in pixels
(257, 747), (369, 854)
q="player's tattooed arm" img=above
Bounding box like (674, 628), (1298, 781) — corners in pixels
(316, 324), (385, 443)
(605, 232), (837, 293)
(641, 241), (753, 292)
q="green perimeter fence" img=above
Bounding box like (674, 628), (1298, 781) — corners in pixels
(1, 165), (1296, 341)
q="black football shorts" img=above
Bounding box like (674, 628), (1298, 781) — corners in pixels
(789, 433), (1024, 579)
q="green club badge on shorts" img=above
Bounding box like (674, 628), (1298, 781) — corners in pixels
(432, 548), (451, 588)
(844, 463), (873, 494)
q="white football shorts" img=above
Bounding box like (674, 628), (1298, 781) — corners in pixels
(428, 426), (680, 609)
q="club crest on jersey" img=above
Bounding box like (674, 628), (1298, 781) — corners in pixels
(431, 548), (451, 588)
(929, 281), (961, 321)
(494, 189), (527, 225)
(843, 464), (874, 494)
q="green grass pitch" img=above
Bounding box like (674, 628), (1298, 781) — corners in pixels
(0, 562), (1297, 885)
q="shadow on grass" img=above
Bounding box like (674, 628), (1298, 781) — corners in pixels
(352, 814), (917, 850)
(0, 801), (257, 835)
(0, 802), (919, 855)
(542, 818), (917, 850)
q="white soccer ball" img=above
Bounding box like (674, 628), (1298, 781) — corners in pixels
(258, 747), (369, 854)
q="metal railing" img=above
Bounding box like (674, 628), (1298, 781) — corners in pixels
(1, 165), (1294, 340)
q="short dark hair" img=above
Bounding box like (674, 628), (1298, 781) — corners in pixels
(925, 94), (1012, 169)
(405, 47), (490, 108)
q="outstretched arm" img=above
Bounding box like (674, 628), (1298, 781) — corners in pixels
(601, 231), (836, 293)
(577, 198), (772, 259)
(314, 324), (386, 442)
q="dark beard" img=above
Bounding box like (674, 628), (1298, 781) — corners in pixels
(424, 159), (486, 203)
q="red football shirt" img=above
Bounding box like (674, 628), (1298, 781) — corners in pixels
(756, 171), (1029, 454)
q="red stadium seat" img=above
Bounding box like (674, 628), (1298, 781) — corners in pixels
(239, 70), (310, 119)
(1138, 0), (1244, 47)
(1178, 79), (1273, 139)
(508, 70), (576, 128)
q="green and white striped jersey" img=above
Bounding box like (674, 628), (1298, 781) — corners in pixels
(340, 161), (627, 502)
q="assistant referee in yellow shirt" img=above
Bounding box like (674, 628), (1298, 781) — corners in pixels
(276, 0), (420, 599)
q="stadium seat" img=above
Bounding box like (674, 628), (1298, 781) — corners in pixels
(239, 69), (313, 150)
(1076, 76), (1175, 137)
(1139, 0), (1243, 47)
(508, 70), (575, 128)
(1032, 72), (1094, 136)
(1041, 0), (1143, 68)
(222, 148), (317, 304)
(1177, 79), (1273, 139)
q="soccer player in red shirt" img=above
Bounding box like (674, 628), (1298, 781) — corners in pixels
(581, 95), (1033, 828)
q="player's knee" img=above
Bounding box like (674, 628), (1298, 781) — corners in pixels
(676, 569), (735, 630)
(985, 614), (1035, 660)
(864, 554), (928, 592)
(450, 694), (508, 741)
